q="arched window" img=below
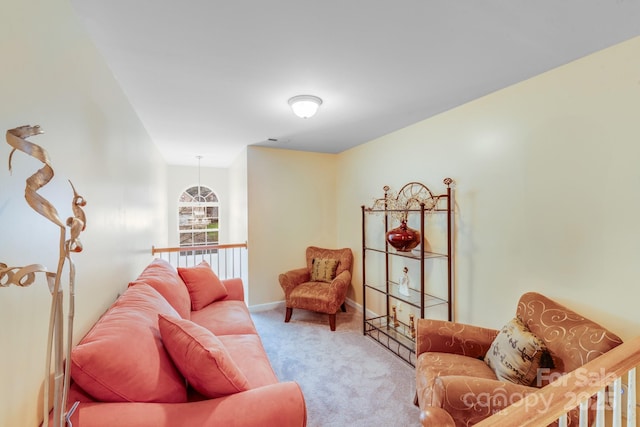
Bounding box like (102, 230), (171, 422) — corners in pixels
(178, 185), (219, 247)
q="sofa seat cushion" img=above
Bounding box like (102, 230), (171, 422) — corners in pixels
(190, 300), (258, 336)
(416, 352), (497, 407)
(218, 334), (279, 389)
(70, 284), (187, 403)
(129, 258), (191, 319)
(158, 314), (250, 398)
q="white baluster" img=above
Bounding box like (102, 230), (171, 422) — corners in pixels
(595, 388), (606, 427)
(579, 400), (588, 427)
(627, 368), (636, 427)
(558, 413), (568, 427)
(613, 377), (622, 427)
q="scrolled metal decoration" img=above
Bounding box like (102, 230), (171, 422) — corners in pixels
(2, 125), (86, 427)
(369, 181), (443, 223)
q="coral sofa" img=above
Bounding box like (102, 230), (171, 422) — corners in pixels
(58, 259), (307, 427)
(415, 292), (622, 426)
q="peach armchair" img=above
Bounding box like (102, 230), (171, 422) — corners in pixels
(279, 246), (353, 331)
(415, 292), (623, 426)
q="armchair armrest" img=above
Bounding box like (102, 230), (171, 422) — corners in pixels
(329, 270), (351, 305)
(221, 278), (244, 302)
(329, 270), (351, 292)
(432, 375), (584, 426)
(420, 407), (455, 427)
(278, 267), (310, 297)
(416, 319), (499, 359)
(432, 376), (536, 425)
(58, 382), (306, 427)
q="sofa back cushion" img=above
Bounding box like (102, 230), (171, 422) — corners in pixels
(70, 284), (187, 403)
(129, 258), (191, 319)
(177, 261), (228, 310)
(516, 292), (623, 374)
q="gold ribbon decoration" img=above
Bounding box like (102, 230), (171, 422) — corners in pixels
(3, 125), (87, 427)
(6, 125), (65, 228)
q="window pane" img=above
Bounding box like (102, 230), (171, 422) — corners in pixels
(178, 207), (192, 227)
(205, 191), (218, 202)
(193, 232), (206, 245)
(205, 206), (219, 218)
(206, 230), (218, 243)
(180, 232), (193, 246)
(186, 187), (199, 198)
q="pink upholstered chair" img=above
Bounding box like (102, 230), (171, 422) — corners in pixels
(415, 292), (623, 426)
(278, 246), (353, 331)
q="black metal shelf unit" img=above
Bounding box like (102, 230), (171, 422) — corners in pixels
(361, 179), (454, 367)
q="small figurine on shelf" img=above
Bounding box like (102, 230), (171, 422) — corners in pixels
(398, 266), (410, 296)
(409, 313), (416, 340)
(391, 305), (400, 328)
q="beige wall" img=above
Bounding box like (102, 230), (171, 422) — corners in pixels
(336, 36), (640, 339)
(246, 147), (337, 306)
(166, 164), (230, 247)
(0, 1), (167, 426)
(243, 36), (640, 343)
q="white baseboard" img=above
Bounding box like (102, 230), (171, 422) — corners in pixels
(248, 297), (377, 317)
(248, 300), (285, 313)
(346, 297), (380, 318)
(345, 297), (362, 312)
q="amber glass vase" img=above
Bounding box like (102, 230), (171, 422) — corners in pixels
(386, 220), (420, 252)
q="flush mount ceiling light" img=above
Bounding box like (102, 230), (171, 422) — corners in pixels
(288, 95), (323, 119)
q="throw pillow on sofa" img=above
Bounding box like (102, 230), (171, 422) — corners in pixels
(70, 284), (187, 403)
(177, 260), (228, 310)
(129, 258), (192, 318)
(158, 314), (250, 398)
(484, 317), (552, 386)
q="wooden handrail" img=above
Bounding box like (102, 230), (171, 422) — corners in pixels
(152, 242), (247, 255)
(151, 242), (248, 280)
(475, 336), (640, 427)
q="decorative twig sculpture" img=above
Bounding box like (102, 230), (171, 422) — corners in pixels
(1, 125), (86, 427)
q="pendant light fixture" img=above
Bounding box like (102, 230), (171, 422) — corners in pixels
(191, 155), (209, 226)
(288, 95), (323, 119)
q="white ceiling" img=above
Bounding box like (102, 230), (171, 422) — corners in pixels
(71, 1), (640, 168)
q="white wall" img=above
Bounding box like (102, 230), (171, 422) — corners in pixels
(337, 36), (640, 340)
(228, 147), (249, 244)
(166, 164), (229, 247)
(246, 147), (337, 306)
(0, 1), (167, 425)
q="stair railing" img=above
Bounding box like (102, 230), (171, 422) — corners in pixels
(151, 242), (248, 281)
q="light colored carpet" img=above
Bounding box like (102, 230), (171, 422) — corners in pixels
(251, 306), (421, 427)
